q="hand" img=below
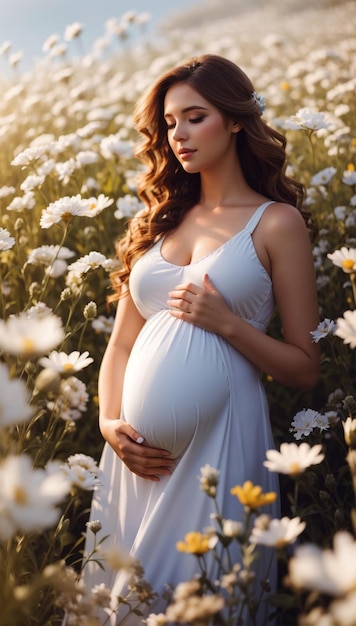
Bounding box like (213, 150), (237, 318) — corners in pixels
(167, 273), (233, 333)
(100, 417), (175, 481)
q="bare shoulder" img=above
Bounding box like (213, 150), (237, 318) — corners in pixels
(253, 202), (313, 273)
(261, 202), (307, 235)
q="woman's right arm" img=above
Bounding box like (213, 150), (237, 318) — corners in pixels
(98, 290), (175, 481)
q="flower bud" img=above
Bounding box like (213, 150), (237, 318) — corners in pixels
(86, 520), (102, 534)
(60, 287), (72, 301)
(29, 282), (41, 299)
(14, 217), (24, 231)
(343, 417), (356, 447)
(84, 301), (97, 320)
(343, 395), (356, 416)
(35, 368), (61, 394)
(222, 519), (243, 538)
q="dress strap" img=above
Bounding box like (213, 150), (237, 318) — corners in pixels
(244, 200), (275, 235)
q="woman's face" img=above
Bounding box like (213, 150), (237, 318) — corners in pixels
(163, 82), (240, 174)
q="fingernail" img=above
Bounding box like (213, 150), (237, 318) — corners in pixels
(136, 436), (144, 444)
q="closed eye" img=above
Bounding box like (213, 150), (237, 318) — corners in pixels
(189, 116), (205, 124)
(165, 116), (205, 130)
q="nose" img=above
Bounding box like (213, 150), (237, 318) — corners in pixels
(171, 121), (188, 142)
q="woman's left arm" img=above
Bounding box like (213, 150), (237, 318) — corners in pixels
(167, 204), (320, 390)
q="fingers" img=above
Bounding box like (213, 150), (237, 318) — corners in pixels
(167, 278), (218, 313)
(120, 421), (145, 444)
(168, 282), (199, 298)
(115, 421), (175, 481)
(202, 273), (217, 293)
(167, 282), (199, 314)
(167, 297), (192, 313)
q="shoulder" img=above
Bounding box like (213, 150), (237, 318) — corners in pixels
(259, 202), (313, 265)
(261, 202), (307, 234)
(260, 202), (310, 248)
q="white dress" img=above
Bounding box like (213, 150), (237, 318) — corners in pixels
(84, 200), (280, 623)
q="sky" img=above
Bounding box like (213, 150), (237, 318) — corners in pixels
(0, 0), (202, 72)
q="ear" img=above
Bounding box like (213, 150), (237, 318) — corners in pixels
(232, 121), (242, 134)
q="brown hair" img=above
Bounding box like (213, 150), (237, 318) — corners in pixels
(110, 54), (307, 299)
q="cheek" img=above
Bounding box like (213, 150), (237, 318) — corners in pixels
(199, 118), (226, 142)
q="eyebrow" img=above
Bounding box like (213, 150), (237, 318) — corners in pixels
(164, 105), (209, 117)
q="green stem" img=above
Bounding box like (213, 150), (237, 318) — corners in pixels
(350, 273), (356, 307)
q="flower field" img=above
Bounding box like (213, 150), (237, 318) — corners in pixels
(0, 1), (356, 624)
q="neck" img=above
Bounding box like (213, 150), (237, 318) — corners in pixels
(199, 157), (251, 209)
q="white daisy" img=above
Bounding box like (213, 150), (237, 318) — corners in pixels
(6, 191), (36, 212)
(92, 315), (115, 335)
(62, 460), (100, 491)
(0, 185), (15, 198)
(0, 227), (15, 251)
(26, 302), (53, 319)
(290, 408), (323, 440)
(39, 350), (93, 374)
(263, 442), (325, 476)
(327, 247), (356, 273)
(343, 170), (356, 186)
(0, 312), (64, 357)
(67, 251), (107, 275)
(343, 417), (356, 447)
(0, 362), (33, 427)
(20, 174), (45, 193)
(75, 150), (98, 167)
(310, 318), (336, 342)
(59, 377), (89, 412)
(289, 531), (356, 596)
(27, 244), (75, 266)
(115, 194), (144, 219)
(250, 516), (306, 548)
(66, 453), (99, 474)
(335, 310), (356, 349)
(40, 194), (89, 229)
(310, 167), (337, 186)
(11, 145), (47, 168)
(100, 134), (134, 159)
(0, 455), (70, 541)
(55, 158), (77, 183)
(283, 108), (332, 131)
(82, 194), (113, 217)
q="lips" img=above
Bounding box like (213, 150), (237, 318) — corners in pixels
(178, 147), (195, 155)
(178, 148), (196, 161)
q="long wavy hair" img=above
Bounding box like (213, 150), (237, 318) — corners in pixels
(110, 54), (308, 299)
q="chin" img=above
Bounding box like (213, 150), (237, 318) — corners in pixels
(180, 162), (200, 174)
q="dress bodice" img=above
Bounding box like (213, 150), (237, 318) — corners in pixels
(130, 200), (275, 332)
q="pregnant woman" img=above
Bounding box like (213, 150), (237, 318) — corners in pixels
(84, 54), (320, 623)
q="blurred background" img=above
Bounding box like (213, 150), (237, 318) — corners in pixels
(0, 0), (343, 76)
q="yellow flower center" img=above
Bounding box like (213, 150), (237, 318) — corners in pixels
(89, 202), (96, 211)
(342, 259), (355, 271)
(275, 538), (287, 548)
(14, 486), (28, 504)
(289, 462), (302, 475)
(63, 363), (74, 371)
(22, 338), (36, 354)
(347, 163), (355, 171)
(280, 81), (290, 91)
(60, 212), (74, 223)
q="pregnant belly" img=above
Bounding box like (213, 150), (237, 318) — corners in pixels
(122, 314), (229, 457)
